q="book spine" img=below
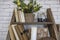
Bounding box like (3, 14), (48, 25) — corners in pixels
(11, 25), (20, 40)
(15, 8), (19, 22)
(19, 11), (25, 22)
(31, 27), (37, 40)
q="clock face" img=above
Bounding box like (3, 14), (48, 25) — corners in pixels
(37, 28), (49, 39)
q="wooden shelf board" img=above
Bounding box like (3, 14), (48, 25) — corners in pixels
(12, 22), (53, 25)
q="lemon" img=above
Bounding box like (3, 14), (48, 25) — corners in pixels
(29, 3), (33, 7)
(17, 0), (21, 6)
(34, 7), (39, 12)
(17, 2), (21, 6)
(30, 3), (32, 6)
(34, 7), (36, 10)
(25, 6), (28, 9)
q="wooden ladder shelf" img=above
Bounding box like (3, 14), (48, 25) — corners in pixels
(6, 8), (58, 40)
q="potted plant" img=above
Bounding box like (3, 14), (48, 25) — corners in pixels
(13, 0), (42, 22)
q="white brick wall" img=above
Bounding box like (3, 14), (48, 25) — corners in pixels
(0, 0), (60, 40)
(0, 0), (14, 40)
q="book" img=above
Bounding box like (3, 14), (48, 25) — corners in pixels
(9, 25), (15, 40)
(14, 8), (19, 22)
(31, 27), (37, 40)
(11, 25), (20, 40)
(18, 10), (25, 22)
(15, 25), (24, 40)
(18, 25), (28, 40)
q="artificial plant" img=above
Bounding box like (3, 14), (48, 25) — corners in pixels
(13, 0), (42, 13)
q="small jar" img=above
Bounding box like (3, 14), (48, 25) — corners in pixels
(37, 13), (42, 22)
(37, 12), (47, 22)
(42, 13), (46, 22)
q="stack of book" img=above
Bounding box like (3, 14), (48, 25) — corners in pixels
(9, 24), (28, 40)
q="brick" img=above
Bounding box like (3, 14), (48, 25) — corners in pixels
(57, 16), (60, 19)
(51, 5), (60, 8)
(57, 12), (60, 16)
(51, 8), (58, 11)
(2, 24), (9, 28)
(0, 17), (11, 21)
(2, 31), (8, 35)
(55, 20), (60, 24)
(0, 9), (13, 12)
(0, 14), (12, 17)
(40, 8), (46, 12)
(44, 1), (58, 5)
(0, 0), (13, 2)
(53, 16), (58, 20)
(37, 0), (45, 2)
(52, 12), (58, 16)
(42, 5), (50, 8)
(1, 28), (8, 32)
(0, 21), (10, 24)
(58, 8), (60, 11)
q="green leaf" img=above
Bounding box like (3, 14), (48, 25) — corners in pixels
(13, 1), (17, 4)
(34, 0), (36, 5)
(13, 0), (42, 13)
(30, 0), (33, 3)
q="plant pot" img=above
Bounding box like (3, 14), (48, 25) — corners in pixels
(24, 13), (35, 23)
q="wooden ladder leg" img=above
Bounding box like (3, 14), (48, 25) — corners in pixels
(6, 32), (11, 40)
